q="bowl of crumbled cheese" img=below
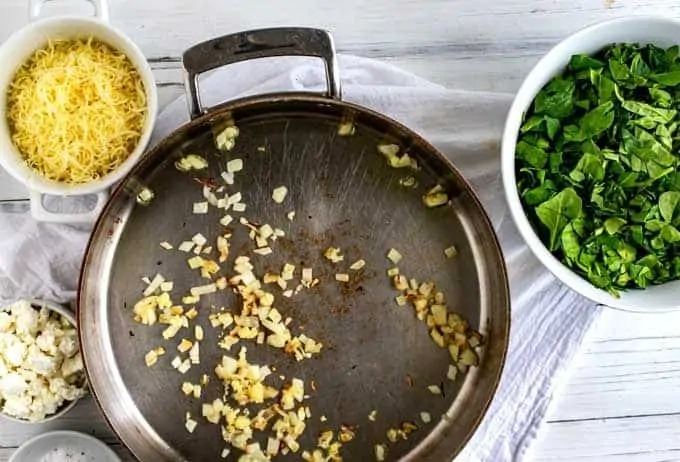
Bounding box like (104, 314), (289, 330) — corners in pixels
(0, 300), (86, 423)
(0, 0), (157, 223)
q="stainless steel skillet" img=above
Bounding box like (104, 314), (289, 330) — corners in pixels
(78, 27), (510, 461)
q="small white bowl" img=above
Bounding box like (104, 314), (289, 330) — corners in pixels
(0, 1), (157, 223)
(0, 300), (86, 423)
(9, 430), (120, 462)
(502, 16), (680, 312)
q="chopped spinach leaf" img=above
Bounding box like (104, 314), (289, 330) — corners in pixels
(515, 42), (680, 295)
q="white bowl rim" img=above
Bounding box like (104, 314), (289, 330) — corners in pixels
(0, 15), (158, 197)
(0, 299), (84, 424)
(8, 430), (121, 462)
(502, 15), (680, 313)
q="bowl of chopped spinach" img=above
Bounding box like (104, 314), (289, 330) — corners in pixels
(502, 16), (680, 311)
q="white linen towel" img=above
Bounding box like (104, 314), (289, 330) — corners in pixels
(0, 54), (601, 461)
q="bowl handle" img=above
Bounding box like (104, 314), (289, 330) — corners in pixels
(181, 27), (341, 119)
(29, 190), (108, 224)
(28, 0), (110, 22)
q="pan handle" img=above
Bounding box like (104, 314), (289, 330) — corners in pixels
(182, 27), (341, 119)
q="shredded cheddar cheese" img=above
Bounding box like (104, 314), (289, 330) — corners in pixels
(7, 38), (147, 184)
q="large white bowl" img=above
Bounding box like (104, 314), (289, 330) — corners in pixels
(502, 16), (680, 312)
(0, 0), (157, 223)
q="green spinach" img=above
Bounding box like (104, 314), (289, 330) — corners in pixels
(516, 43), (680, 295)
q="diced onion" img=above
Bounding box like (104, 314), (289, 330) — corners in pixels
(221, 171), (234, 185)
(178, 241), (194, 252)
(338, 120), (356, 136)
(137, 187), (154, 205)
(190, 283), (217, 296)
(193, 202), (209, 214)
(444, 245), (458, 259)
(350, 259), (366, 270)
(185, 417), (198, 433)
(375, 444), (386, 461)
(254, 247), (272, 256)
(175, 154), (207, 172)
(143, 273), (165, 296)
(226, 158), (243, 173)
(192, 233), (207, 246)
(272, 186), (288, 204)
(447, 364), (458, 381)
(427, 385), (441, 395)
(387, 248), (402, 264)
(227, 192), (242, 205)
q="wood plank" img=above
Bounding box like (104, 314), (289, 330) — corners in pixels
(544, 309), (680, 422)
(0, 398), (118, 448)
(532, 309), (680, 461)
(0, 0), (677, 92)
(0, 398), (136, 461)
(532, 414), (680, 461)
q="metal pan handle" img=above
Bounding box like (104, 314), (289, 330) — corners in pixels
(182, 27), (341, 119)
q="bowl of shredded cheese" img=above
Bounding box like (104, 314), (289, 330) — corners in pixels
(0, 15), (157, 222)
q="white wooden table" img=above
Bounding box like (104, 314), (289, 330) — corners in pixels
(3, 1), (680, 460)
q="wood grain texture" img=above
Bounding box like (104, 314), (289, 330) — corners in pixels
(1, 0), (680, 92)
(533, 414), (680, 461)
(0, 398), (135, 460)
(2, 0), (680, 460)
(531, 309), (680, 460)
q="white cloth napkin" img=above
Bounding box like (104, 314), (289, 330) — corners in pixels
(0, 55), (601, 461)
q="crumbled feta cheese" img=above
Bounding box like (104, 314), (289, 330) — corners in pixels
(0, 301), (85, 422)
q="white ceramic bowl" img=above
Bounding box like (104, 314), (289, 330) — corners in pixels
(0, 1), (157, 223)
(502, 16), (680, 312)
(9, 430), (120, 462)
(0, 300), (85, 423)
